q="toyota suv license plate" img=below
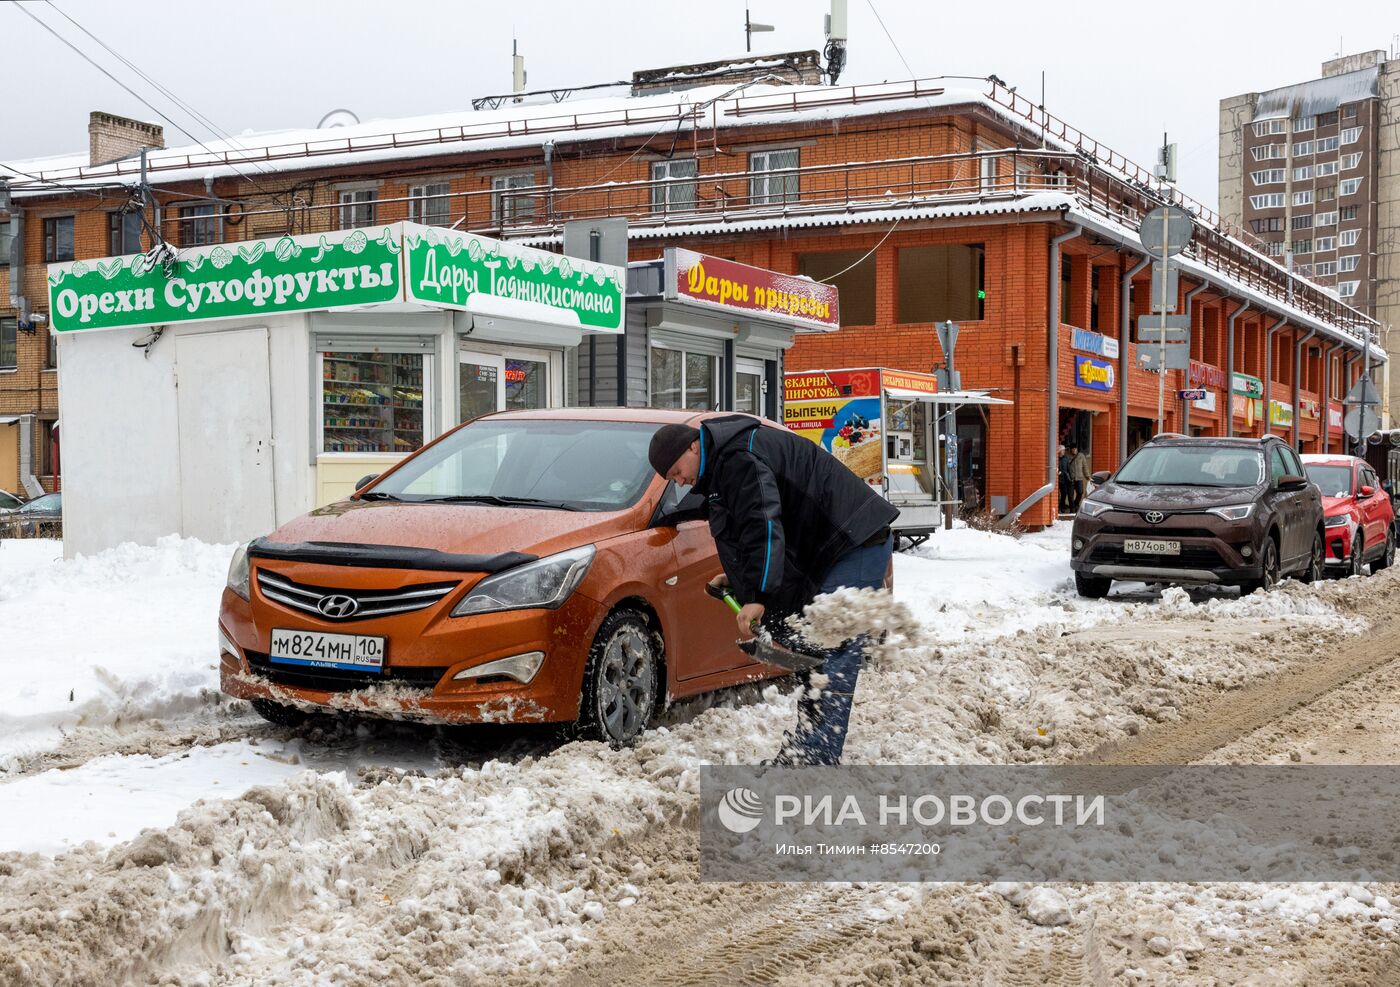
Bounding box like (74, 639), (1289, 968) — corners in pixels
(269, 628), (385, 672)
(1123, 539), (1180, 555)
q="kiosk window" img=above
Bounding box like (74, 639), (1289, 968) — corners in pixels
(797, 250), (875, 326)
(321, 351), (425, 453)
(650, 347), (718, 410)
(897, 244), (985, 323)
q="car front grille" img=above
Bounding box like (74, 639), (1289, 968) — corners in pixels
(1098, 524), (1220, 540)
(256, 571), (459, 622)
(1088, 543), (1224, 568)
(244, 650), (446, 693)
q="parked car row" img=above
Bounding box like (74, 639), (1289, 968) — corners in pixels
(1071, 434), (1392, 598)
(0, 491), (62, 538)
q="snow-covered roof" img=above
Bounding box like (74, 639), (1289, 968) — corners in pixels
(2, 80), (999, 193)
(1252, 66), (1379, 121)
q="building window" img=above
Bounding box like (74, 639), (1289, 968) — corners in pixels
(1342, 152), (1362, 170)
(649, 347), (718, 410)
(407, 182), (451, 226)
(797, 249), (875, 325)
(748, 148), (799, 205)
(1314, 261), (1337, 277)
(1340, 205), (1359, 221)
(1251, 169), (1285, 186)
(1340, 229), (1360, 247)
(40, 420), (57, 477)
(1296, 263), (1313, 277)
(1317, 111), (1338, 128)
(1340, 177), (1362, 196)
(1292, 165), (1312, 182)
(1315, 136), (1340, 153)
(1343, 103), (1358, 119)
(1317, 184), (1335, 202)
(490, 173), (537, 226)
(1291, 214), (1313, 230)
(0, 317), (15, 370)
(1315, 236), (1336, 252)
(1251, 144), (1285, 161)
(1316, 160), (1338, 177)
(1293, 139), (1314, 156)
(42, 216), (75, 262)
(1338, 281), (1359, 298)
(1341, 127), (1362, 145)
(0, 219), (11, 265)
(108, 210), (143, 254)
(1253, 119), (1286, 137)
(1339, 254), (1360, 272)
(1293, 115), (1315, 133)
(1263, 241), (1285, 257)
(321, 350), (425, 454)
(178, 204), (220, 246)
(896, 244), (985, 323)
(1249, 216), (1283, 233)
(1291, 239), (1313, 255)
(1250, 193), (1285, 209)
(1314, 211), (1337, 226)
(650, 158), (698, 212)
(337, 189), (377, 229)
(1293, 190), (1313, 206)
(46, 329), (57, 369)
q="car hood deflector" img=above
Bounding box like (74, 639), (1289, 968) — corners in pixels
(248, 538), (537, 573)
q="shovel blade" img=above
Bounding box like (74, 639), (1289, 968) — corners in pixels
(739, 636), (824, 672)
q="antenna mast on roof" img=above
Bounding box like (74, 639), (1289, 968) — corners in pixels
(512, 38), (527, 104)
(823, 0), (848, 85)
(744, 7), (775, 53)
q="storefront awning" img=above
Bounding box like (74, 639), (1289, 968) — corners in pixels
(46, 222), (625, 337)
(0, 416), (20, 425)
(885, 387), (1010, 406)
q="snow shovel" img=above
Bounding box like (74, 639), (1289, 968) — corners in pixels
(705, 582), (825, 672)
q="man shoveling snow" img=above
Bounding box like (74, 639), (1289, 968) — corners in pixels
(647, 416), (897, 765)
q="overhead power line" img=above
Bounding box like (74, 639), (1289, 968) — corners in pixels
(865, 0), (915, 80)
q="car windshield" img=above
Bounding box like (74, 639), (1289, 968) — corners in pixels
(369, 419), (661, 512)
(1115, 446), (1264, 487)
(20, 494), (60, 513)
(0, 491), (21, 510)
(1305, 464), (1353, 498)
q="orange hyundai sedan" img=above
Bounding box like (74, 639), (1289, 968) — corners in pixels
(218, 408), (781, 743)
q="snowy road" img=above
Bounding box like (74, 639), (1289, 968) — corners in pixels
(2, 527), (1399, 984)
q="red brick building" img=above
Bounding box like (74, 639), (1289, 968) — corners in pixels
(2, 67), (1382, 527)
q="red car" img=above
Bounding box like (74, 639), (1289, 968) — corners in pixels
(1302, 454), (1395, 576)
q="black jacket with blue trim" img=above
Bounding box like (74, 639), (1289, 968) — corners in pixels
(692, 415), (898, 619)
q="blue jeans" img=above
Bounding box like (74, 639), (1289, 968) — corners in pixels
(783, 534), (893, 765)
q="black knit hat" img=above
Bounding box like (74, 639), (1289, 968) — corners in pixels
(648, 424), (700, 475)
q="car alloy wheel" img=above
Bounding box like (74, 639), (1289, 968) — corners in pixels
(582, 611), (659, 746)
(1350, 535), (1365, 578)
(1374, 527), (1396, 573)
(1246, 537), (1280, 595)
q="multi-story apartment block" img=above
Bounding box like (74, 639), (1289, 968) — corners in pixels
(3, 55), (1383, 534)
(1221, 49), (1399, 412)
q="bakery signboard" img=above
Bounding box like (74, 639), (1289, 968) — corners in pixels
(782, 367), (939, 482)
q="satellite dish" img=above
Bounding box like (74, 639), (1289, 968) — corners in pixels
(317, 108), (361, 129)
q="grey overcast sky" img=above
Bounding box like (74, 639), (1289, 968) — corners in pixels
(2, 0), (1394, 210)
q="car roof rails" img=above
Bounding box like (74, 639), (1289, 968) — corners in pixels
(1147, 432), (1189, 441)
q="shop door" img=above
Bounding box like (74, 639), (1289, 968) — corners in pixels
(459, 351), (504, 423)
(175, 328), (275, 543)
(735, 360), (764, 416)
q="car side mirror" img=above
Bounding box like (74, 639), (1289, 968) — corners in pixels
(652, 488), (708, 526)
(1090, 470), (1111, 485)
(1360, 484), (1375, 497)
(1278, 474), (1309, 491)
(355, 473), (380, 490)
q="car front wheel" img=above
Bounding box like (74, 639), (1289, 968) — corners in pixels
(1243, 537), (1280, 595)
(1349, 534), (1365, 578)
(579, 610), (659, 746)
(249, 697), (313, 728)
(1074, 571), (1111, 599)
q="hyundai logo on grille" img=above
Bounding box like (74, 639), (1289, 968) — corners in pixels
(1144, 511), (1166, 524)
(317, 594), (360, 618)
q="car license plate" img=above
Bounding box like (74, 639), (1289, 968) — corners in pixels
(269, 628), (385, 672)
(1123, 539), (1180, 555)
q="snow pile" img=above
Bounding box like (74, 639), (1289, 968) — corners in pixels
(0, 536), (234, 771)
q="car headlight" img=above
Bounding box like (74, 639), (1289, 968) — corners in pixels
(1324, 514), (1349, 528)
(226, 542), (251, 600)
(1206, 504), (1255, 521)
(1078, 499), (1112, 517)
(452, 545), (595, 617)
